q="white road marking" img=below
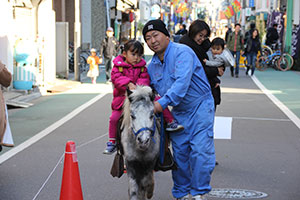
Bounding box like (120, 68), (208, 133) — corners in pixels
(0, 93), (107, 164)
(251, 75), (300, 130)
(231, 116), (291, 122)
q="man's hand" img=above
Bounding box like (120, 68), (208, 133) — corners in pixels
(215, 83), (220, 88)
(203, 59), (207, 63)
(154, 101), (163, 113)
(128, 82), (136, 90)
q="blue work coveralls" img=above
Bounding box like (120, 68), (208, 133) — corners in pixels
(147, 41), (216, 198)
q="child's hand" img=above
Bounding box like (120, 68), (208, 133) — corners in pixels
(217, 67), (224, 76)
(128, 82), (136, 90)
(215, 83), (220, 88)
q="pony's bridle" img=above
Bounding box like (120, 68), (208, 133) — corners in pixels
(131, 116), (156, 143)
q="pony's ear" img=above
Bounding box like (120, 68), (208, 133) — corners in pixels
(127, 88), (133, 102)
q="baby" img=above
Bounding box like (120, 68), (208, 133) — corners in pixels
(204, 37), (234, 69)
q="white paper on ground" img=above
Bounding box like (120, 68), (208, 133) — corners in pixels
(214, 116), (232, 139)
(3, 105), (14, 146)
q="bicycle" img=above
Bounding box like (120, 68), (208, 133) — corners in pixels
(257, 43), (294, 71)
(257, 49), (291, 71)
(261, 44), (273, 57)
(277, 52), (294, 71)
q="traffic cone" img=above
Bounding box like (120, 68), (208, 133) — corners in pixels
(59, 141), (83, 200)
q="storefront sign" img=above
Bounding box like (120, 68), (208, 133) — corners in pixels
(245, 7), (251, 17)
(249, 0), (255, 8)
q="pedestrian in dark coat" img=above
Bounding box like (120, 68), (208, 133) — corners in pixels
(179, 20), (224, 109)
(245, 29), (262, 76)
(266, 23), (279, 48)
(100, 27), (119, 81)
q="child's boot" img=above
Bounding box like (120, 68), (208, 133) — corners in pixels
(166, 120), (184, 132)
(103, 141), (117, 154)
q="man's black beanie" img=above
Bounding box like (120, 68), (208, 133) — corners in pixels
(143, 19), (170, 39)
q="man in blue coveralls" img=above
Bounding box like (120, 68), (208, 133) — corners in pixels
(143, 19), (216, 200)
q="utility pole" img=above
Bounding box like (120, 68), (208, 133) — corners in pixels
(285, 0), (293, 54)
(74, 0), (81, 81)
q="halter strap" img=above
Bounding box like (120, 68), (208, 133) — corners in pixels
(131, 116), (156, 143)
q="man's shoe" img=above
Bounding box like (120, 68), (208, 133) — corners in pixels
(176, 194), (189, 200)
(235, 74), (239, 78)
(191, 194), (207, 200)
(166, 121), (184, 132)
(231, 71), (234, 77)
(103, 142), (117, 155)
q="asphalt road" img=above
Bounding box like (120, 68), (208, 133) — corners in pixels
(1, 69), (299, 200)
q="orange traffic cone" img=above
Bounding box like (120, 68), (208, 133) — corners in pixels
(59, 141), (83, 200)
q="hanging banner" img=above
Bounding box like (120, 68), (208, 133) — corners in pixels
(267, 11), (284, 44)
(224, 6), (234, 19)
(232, 0), (241, 13)
(291, 24), (300, 58)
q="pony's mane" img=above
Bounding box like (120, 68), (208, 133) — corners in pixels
(122, 86), (153, 128)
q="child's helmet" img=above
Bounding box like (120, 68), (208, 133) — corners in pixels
(90, 48), (97, 53)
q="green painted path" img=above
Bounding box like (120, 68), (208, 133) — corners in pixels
(8, 93), (98, 147)
(255, 69), (300, 119)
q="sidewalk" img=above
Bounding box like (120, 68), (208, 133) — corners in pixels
(3, 78), (82, 108)
(3, 68), (107, 108)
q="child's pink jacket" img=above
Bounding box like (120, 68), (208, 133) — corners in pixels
(111, 55), (150, 110)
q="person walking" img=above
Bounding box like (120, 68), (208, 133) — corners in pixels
(227, 23), (244, 78)
(87, 48), (102, 84)
(143, 19), (215, 200)
(0, 61), (12, 151)
(99, 27), (119, 82)
(179, 19), (224, 109)
(245, 29), (261, 76)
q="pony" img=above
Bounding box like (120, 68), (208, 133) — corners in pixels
(121, 85), (160, 200)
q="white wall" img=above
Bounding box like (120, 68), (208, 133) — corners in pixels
(0, 1), (14, 73)
(81, 0), (92, 48)
(38, 0), (56, 84)
(56, 22), (69, 78)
